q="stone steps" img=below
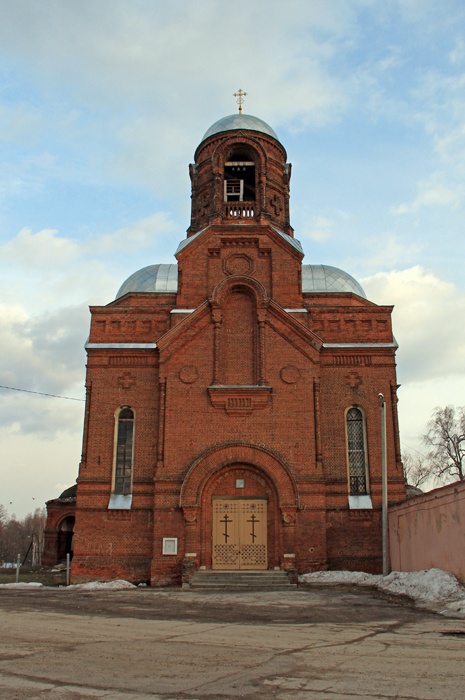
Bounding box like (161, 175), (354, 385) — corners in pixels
(187, 569), (297, 590)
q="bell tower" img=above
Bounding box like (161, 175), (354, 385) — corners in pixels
(176, 98), (303, 309)
(187, 110), (293, 237)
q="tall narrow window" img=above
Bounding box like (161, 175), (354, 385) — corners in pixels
(114, 408), (134, 495)
(346, 407), (368, 495)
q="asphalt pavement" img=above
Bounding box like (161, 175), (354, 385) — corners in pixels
(0, 584), (464, 699)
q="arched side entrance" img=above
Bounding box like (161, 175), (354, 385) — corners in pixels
(180, 444), (299, 570)
(57, 516), (75, 563)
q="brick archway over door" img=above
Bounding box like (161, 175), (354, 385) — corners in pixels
(180, 443), (299, 569)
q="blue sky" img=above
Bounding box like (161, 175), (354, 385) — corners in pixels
(1, 0), (464, 517)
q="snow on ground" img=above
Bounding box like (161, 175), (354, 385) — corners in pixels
(1, 570), (464, 618)
(0, 582), (43, 588)
(65, 579), (136, 590)
(299, 568), (465, 616)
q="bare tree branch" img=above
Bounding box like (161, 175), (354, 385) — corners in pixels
(422, 405), (465, 482)
(402, 451), (432, 489)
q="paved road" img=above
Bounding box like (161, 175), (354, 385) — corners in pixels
(0, 584), (464, 699)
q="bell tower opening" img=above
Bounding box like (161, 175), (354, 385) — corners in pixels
(224, 147), (256, 203)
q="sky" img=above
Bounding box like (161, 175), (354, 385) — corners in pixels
(1, 0), (464, 518)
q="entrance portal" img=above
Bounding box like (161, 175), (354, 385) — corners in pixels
(212, 499), (267, 570)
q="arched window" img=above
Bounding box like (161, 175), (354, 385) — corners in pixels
(114, 407), (134, 495)
(346, 407), (369, 496)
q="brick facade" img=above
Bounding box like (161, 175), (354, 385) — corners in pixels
(71, 114), (406, 585)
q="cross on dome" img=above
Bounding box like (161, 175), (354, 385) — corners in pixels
(233, 88), (247, 114)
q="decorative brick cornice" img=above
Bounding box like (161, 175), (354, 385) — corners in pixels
(208, 385), (272, 414)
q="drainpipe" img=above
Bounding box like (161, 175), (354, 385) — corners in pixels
(378, 393), (389, 576)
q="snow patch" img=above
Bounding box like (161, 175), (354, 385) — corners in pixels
(298, 570), (376, 585)
(299, 568), (465, 615)
(377, 569), (465, 604)
(66, 579), (136, 590)
(443, 599), (465, 615)
(0, 582), (43, 588)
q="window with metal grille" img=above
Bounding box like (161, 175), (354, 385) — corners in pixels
(114, 408), (134, 495)
(346, 407), (368, 495)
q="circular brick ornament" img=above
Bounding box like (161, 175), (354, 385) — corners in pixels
(179, 365), (198, 384)
(280, 365), (300, 384)
(224, 253), (254, 276)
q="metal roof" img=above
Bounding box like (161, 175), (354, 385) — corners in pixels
(115, 264), (178, 299)
(115, 262), (365, 300)
(302, 264), (366, 298)
(200, 114), (279, 144)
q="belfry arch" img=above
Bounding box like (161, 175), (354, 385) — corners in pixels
(212, 136), (266, 218)
(223, 144), (258, 204)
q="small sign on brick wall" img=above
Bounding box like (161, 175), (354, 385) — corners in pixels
(162, 538), (178, 555)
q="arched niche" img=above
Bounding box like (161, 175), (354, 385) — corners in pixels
(210, 276), (270, 387)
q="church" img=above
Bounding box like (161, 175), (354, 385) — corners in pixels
(71, 104), (406, 585)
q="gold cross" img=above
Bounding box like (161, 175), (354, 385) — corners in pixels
(234, 88), (247, 114)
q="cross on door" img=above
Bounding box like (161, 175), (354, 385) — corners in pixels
(212, 499), (267, 570)
(247, 513), (260, 542)
(220, 514), (232, 543)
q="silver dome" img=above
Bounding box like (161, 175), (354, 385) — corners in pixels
(115, 262), (365, 300)
(302, 265), (366, 298)
(201, 114), (279, 144)
(115, 264), (178, 299)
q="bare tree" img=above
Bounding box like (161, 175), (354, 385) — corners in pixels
(422, 405), (465, 482)
(23, 508), (47, 565)
(402, 451), (431, 489)
(0, 507), (46, 565)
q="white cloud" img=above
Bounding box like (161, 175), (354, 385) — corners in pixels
(0, 428), (82, 518)
(435, 123), (465, 167)
(89, 212), (178, 255)
(1, 228), (78, 267)
(348, 235), (422, 273)
(449, 36), (465, 65)
(394, 179), (465, 214)
(0, 222), (172, 313)
(0, 103), (43, 144)
(363, 265), (465, 454)
(363, 266), (465, 383)
(0, 1), (363, 130)
(302, 216), (334, 243)
(0, 302), (87, 431)
(398, 375), (465, 453)
(0, 212), (182, 440)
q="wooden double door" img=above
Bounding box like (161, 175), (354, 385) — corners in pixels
(212, 499), (267, 570)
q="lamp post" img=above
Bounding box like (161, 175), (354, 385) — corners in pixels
(378, 393), (389, 576)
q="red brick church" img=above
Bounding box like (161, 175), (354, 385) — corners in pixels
(69, 108), (405, 585)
